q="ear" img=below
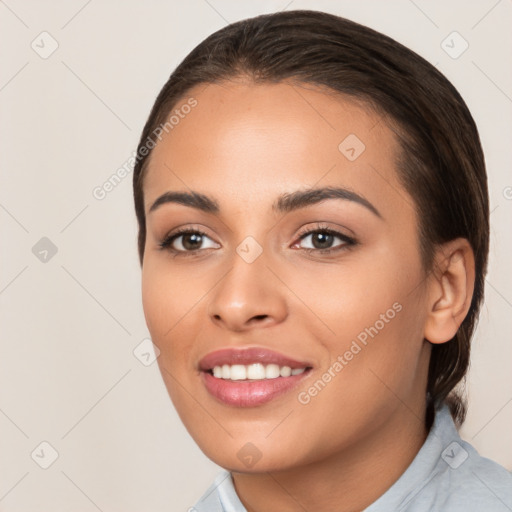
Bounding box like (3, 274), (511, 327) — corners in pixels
(424, 238), (475, 344)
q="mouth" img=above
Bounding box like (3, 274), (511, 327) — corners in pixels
(210, 363), (308, 380)
(199, 347), (313, 407)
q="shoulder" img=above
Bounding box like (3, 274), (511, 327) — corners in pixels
(420, 440), (512, 510)
(366, 404), (512, 512)
(401, 407), (512, 511)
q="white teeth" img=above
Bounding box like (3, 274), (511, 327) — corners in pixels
(221, 364), (231, 379)
(211, 363), (307, 381)
(230, 364), (247, 380)
(265, 364), (280, 379)
(247, 363), (266, 380)
(280, 366), (292, 377)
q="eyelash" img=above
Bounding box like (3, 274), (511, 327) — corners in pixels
(295, 225), (356, 255)
(158, 224), (356, 257)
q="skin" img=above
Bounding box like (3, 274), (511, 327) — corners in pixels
(140, 79), (475, 512)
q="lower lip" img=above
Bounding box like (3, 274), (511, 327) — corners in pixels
(201, 370), (310, 407)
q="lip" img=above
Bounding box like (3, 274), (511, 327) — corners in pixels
(199, 347), (312, 407)
(201, 371), (311, 407)
(199, 347), (310, 371)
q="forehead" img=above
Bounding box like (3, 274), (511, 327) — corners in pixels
(143, 80), (408, 218)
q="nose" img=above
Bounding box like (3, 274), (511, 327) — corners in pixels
(207, 252), (288, 332)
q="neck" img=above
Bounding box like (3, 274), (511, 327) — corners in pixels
(232, 402), (428, 512)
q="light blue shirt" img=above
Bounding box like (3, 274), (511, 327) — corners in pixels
(192, 404), (512, 511)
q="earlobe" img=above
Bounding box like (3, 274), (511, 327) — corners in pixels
(424, 239), (475, 344)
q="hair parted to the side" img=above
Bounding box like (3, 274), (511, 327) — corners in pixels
(132, 10), (489, 427)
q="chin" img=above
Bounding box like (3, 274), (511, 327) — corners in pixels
(191, 431), (312, 474)
(205, 449), (297, 474)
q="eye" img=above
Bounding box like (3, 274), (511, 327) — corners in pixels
(159, 228), (220, 254)
(158, 225), (355, 256)
(293, 226), (356, 254)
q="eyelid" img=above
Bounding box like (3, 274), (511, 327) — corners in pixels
(158, 225), (219, 253)
(294, 222), (355, 242)
(159, 222), (357, 256)
(290, 223), (357, 254)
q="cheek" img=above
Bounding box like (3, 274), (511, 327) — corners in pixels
(282, 292), (427, 464)
(141, 260), (200, 375)
(141, 262), (201, 420)
(142, 258), (200, 337)
(288, 245), (427, 388)
(287, 245), (422, 337)
(141, 266), (169, 340)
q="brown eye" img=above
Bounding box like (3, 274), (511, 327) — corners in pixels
(159, 229), (220, 253)
(309, 232), (335, 249)
(297, 229), (354, 252)
(180, 233), (204, 251)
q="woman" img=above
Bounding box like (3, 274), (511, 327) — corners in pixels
(132, 10), (512, 511)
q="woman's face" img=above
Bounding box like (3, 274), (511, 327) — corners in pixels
(141, 80), (432, 472)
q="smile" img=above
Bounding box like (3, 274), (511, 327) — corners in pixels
(199, 347), (312, 406)
(211, 363), (307, 380)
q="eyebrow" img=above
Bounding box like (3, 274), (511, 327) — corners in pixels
(148, 186), (381, 218)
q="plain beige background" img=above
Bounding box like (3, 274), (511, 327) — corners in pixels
(0, 0), (511, 510)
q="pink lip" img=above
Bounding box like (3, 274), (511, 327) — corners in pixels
(199, 347), (312, 407)
(201, 372), (310, 407)
(199, 347), (310, 370)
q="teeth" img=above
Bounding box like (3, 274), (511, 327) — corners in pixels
(222, 364), (231, 379)
(265, 364), (280, 379)
(280, 366), (292, 377)
(230, 364), (246, 380)
(211, 363), (307, 381)
(247, 363), (266, 380)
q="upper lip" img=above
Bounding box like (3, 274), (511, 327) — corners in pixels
(199, 347), (312, 371)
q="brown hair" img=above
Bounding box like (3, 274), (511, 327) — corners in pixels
(132, 10), (489, 426)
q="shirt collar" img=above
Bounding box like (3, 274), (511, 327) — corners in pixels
(364, 403), (459, 511)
